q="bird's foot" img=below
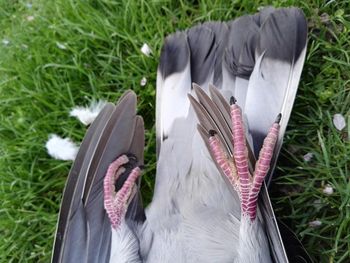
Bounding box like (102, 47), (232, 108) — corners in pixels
(103, 154), (142, 229)
(208, 97), (280, 221)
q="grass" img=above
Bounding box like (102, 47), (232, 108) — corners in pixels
(0, 0), (349, 262)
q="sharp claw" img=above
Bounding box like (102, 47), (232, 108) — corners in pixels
(275, 113), (282, 124)
(209, 129), (217, 136)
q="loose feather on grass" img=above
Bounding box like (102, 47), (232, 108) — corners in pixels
(45, 134), (79, 161)
(333, 113), (346, 131)
(70, 100), (107, 126)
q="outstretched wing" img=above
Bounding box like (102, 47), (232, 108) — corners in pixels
(52, 91), (145, 263)
(156, 7), (307, 184)
(242, 8), (308, 184)
(155, 6), (308, 263)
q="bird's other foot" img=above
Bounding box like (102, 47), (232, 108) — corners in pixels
(103, 154), (142, 229)
(208, 97), (280, 221)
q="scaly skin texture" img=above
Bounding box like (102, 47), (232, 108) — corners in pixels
(209, 99), (280, 221)
(104, 155), (141, 229)
(231, 104), (250, 214)
(247, 122), (279, 220)
(208, 134), (239, 193)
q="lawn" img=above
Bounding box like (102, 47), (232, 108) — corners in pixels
(0, 0), (349, 262)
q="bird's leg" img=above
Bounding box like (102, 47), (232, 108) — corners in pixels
(230, 97), (280, 221)
(246, 115), (280, 220)
(207, 96), (280, 221)
(230, 97), (252, 215)
(103, 154), (142, 229)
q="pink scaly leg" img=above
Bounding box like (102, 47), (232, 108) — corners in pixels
(230, 97), (251, 215)
(246, 114), (281, 220)
(205, 94), (280, 222)
(104, 155), (142, 229)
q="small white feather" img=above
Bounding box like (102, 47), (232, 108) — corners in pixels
(140, 43), (152, 56)
(2, 39), (10, 46)
(303, 152), (314, 162)
(333, 113), (346, 131)
(26, 15), (35, 22)
(45, 134), (79, 161)
(323, 184), (334, 195)
(70, 100), (107, 126)
(309, 220), (322, 228)
(56, 42), (67, 50)
(140, 76), (147, 86)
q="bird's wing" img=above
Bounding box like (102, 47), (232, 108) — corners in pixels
(156, 22), (230, 155)
(153, 6), (308, 263)
(52, 91), (145, 263)
(188, 8), (308, 263)
(189, 86), (289, 262)
(243, 8), (308, 184)
(222, 7), (308, 184)
(153, 20), (240, 214)
(157, 7), (307, 185)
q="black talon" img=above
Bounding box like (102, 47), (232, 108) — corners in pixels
(209, 130), (217, 136)
(125, 153), (138, 167)
(230, 96), (236, 105)
(114, 153), (139, 190)
(275, 113), (282, 124)
(126, 153), (137, 161)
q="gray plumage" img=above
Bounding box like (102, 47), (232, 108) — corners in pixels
(153, 6), (307, 262)
(52, 6), (309, 263)
(52, 91), (145, 263)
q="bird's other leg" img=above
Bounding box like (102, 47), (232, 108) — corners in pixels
(246, 115), (280, 220)
(206, 95), (280, 222)
(104, 154), (142, 229)
(230, 97), (280, 221)
(230, 97), (252, 215)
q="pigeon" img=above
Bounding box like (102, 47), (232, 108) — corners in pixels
(52, 6), (310, 263)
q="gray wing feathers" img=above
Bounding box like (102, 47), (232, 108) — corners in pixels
(126, 116), (146, 223)
(154, 7), (307, 262)
(53, 91), (145, 263)
(156, 32), (191, 153)
(260, 185), (289, 263)
(187, 22), (228, 87)
(52, 104), (114, 263)
(243, 8), (307, 183)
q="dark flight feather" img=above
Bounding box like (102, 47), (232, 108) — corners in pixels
(52, 91), (145, 263)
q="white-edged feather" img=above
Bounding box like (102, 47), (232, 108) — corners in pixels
(45, 134), (79, 161)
